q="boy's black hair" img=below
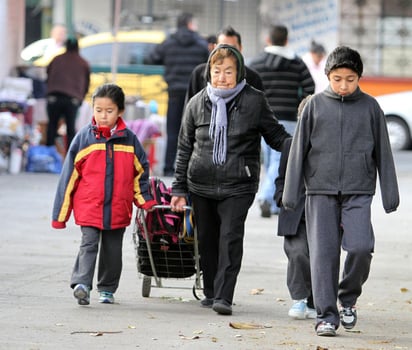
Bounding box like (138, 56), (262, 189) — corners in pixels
(325, 46), (363, 77)
(92, 83), (125, 111)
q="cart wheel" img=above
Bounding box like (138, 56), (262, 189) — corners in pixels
(142, 275), (151, 297)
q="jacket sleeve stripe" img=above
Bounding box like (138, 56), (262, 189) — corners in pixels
(134, 155), (146, 205)
(57, 169), (80, 221)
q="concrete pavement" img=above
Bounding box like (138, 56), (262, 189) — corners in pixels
(0, 151), (411, 349)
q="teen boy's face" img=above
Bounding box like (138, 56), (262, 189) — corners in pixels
(328, 68), (359, 96)
(93, 97), (122, 129)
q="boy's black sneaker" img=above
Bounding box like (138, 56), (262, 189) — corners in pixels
(316, 321), (336, 336)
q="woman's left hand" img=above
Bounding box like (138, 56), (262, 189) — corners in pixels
(170, 196), (187, 212)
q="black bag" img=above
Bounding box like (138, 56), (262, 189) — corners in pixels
(137, 234), (196, 278)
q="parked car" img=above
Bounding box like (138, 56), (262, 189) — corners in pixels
(21, 30), (168, 116)
(375, 91), (412, 151)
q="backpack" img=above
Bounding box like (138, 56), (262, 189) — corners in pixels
(143, 177), (183, 242)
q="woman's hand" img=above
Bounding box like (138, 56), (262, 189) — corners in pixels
(170, 196), (187, 212)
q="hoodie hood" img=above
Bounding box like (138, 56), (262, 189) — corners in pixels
(262, 45), (297, 70)
(264, 45), (296, 60)
(172, 27), (197, 47)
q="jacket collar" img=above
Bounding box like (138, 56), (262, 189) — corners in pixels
(323, 85), (363, 101)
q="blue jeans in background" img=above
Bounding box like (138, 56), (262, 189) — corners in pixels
(258, 120), (297, 217)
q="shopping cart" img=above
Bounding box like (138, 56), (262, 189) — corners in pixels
(132, 203), (202, 299)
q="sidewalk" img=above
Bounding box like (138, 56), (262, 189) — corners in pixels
(0, 152), (411, 349)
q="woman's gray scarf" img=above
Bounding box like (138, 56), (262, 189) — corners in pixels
(206, 79), (246, 165)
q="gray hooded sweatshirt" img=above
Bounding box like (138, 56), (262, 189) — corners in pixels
(283, 86), (399, 214)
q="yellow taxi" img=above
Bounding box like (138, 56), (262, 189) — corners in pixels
(31, 30), (168, 116)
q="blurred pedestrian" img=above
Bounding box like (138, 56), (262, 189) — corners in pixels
(302, 40), (328, 94)
(274, 95), (315, 320)
(206, 34), (217, 52)
(249, 25), (314, 218)
(186, 25), (263, 101)
(45, 37), (90, 153)
(144, 12), (209, 176)
(51, 83), (156, 306)
(43, 24), (67, 60)
(170, 45), (290, 315)
(283, 46), (399, 336)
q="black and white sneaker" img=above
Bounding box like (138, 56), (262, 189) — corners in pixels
(340, 305), (357, 329)
(316, 321), (336, 336)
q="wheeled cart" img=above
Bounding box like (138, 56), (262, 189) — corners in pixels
(132, 205), (202, 299)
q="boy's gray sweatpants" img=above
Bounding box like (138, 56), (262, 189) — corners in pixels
(283, 220), (313, 306)
(305, 194), (374, 328)
(70, 226), (126, 293)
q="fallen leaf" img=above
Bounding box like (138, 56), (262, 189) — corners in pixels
(369, 339), (394, 344)
(193, 330), (203, 334)
(211, 337), (218, 342)
(250, 288), (264, 295)
(400, 287), (409, 293)
(229, 322), (265, 329)
(128, 325), (136, 329)
(316, 346), (328, 350)
(276, 297), (286, 302)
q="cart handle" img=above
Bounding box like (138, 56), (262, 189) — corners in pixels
(152, 205), (192, 210)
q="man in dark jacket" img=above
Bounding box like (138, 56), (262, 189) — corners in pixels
(46, 37), (90, 152)
(249, 25), (315, 217)
(144, 13), (209, 176)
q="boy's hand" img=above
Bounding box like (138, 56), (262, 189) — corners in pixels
(140, 199), (157, 212)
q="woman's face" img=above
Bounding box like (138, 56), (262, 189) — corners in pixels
(210, 56), (237, 89)
(93, 97), (122, 129)
(328, 67), (359, 96)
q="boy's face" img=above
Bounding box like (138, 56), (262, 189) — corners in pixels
(93, 97), (122, 129)
(328, 68), (359, 96)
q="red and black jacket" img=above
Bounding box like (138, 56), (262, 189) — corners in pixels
(52, 117), (153, 230)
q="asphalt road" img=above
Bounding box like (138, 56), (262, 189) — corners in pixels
(0, 151), (411, 349)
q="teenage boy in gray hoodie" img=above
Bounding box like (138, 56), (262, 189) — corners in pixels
(283, 46), (399, 337)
